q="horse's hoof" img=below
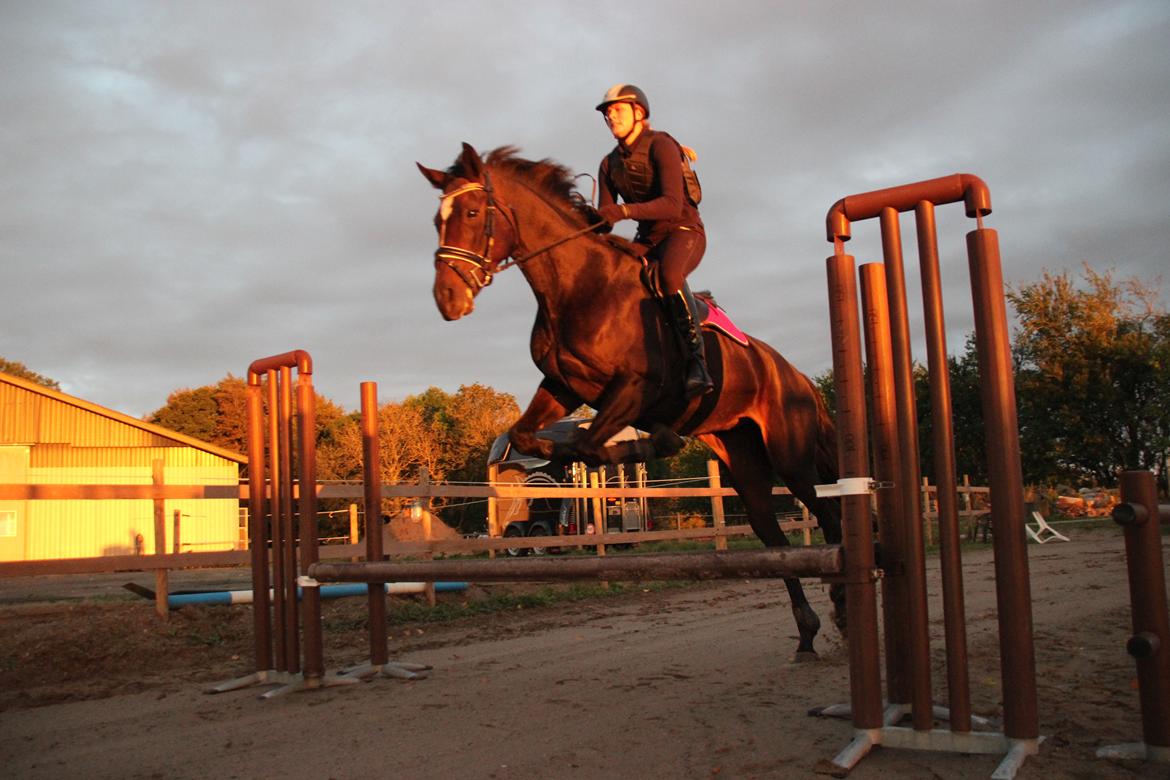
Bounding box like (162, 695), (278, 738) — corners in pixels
(650, 424), (684, 457)
(794, 650), (819, 663)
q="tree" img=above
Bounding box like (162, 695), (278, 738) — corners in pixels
(1009, 266), (1170, 486)
(914, 337), (988, 484)
(146, 374), (345, 458)
(0, 358), (60, 390)
(148, 386), (218, 442)
(314, 384), (520, 531)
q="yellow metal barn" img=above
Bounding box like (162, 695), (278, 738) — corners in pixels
(0, 373), (246, 562)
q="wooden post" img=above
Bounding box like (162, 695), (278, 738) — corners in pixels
(802, 504), (813, 545)
(922, 477), (935, 547)
(349, 503), (360, 562)
(486, 463), (498, 559)
(707, 460), (727, 551)
(590, 470), (606, 558)
(172, 509), (182, 555)
(419, 468), (436, 607)
(152, 460), (169, 620)
(961, 474), (973, 539)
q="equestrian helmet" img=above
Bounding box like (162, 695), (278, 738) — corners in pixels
(595, 84), (650, 118)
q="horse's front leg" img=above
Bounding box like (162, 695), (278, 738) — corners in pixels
(558, 375), (682, 465)
(508, 379), (579, 461)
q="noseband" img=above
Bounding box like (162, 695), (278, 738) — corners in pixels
(434, 171), (605, 293)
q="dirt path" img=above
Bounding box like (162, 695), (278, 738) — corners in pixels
(1, 527), (1166, 779)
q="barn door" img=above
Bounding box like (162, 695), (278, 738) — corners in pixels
(0, 446), (29, 561)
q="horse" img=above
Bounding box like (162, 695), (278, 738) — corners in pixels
(418, 143), (844, 658)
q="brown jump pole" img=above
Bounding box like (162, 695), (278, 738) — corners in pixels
(916, 201), (972, 733)
(967, 227), (1040, 745)
(858, 262), (911, 708)
(309, 546), (844, 584)
(298, 369), (324, 683)
(825, 251), (885, 772)
(878, 206), (933, 731)
(1097, 470), (1170, 762)
(278, 365), (299, 674)
(362, 382), (388, 667)
(267, 369), (287, 673)
(245, 374), (272, 673)
(246, 376), (272, 674)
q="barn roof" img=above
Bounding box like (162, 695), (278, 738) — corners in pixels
(0, 372), (247, 464)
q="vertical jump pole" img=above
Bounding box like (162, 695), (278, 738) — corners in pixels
(246, 372), (272, 674)
(878, 206), (934, 730)
(858, 263), (911, 707)
(335, 382), (429, 682)
(1097, 470), (1170, 762)
(298, 368), (324, 683)
(277, 365), (300, 674)
(362, 382), (389, 667)
(915, 201), (972, 733)
(267, 369), (287, 673)
(826, 250), (885, 772)
(966, 226), (1040, 748)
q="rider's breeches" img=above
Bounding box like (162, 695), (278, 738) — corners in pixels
(651, 227), (706, 294)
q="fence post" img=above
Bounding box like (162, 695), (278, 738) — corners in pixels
(419, 467), (436, 606)
(152, 460), (169, 620)
(590, 470), (606, 558)
(922, 477), (934, 547)
(349, 503), (360, 562)
(486, 463), (499, 559)
(708, 460), (727, 551)
(172, 509), (182, 556)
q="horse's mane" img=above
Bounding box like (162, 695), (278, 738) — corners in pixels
(446, 146), (638, 256)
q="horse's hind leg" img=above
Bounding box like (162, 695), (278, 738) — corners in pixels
(783, 477), (847, 636)
(704, 424), (823, 660)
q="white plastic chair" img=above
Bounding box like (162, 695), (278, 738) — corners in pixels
(1026, 510), (1070, 544)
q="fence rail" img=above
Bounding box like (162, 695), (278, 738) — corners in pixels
(0, 476), (989, 579)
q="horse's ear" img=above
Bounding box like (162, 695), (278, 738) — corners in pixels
(459, 142), (484, 181)
(417, 162), (448, 190)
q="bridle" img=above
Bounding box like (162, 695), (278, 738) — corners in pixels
(434, 170), (603, 292)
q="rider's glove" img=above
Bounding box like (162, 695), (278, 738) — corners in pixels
(597, 203), (627, 225)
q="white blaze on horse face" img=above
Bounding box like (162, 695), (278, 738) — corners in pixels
(437, 182), (484, 246)
(438, 192), (455, 244)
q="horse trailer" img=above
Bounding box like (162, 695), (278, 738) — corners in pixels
(486, 418), (651, 555)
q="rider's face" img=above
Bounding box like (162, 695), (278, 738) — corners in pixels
(604, 102), (641, 142)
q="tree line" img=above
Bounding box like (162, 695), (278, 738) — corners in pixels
(814, 265), (1169, 491)
(4, 264), (1167, 533)
(146, 378), (521, 533)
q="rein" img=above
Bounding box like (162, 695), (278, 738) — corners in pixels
(434, 171), (604, 291)
(501, 221), (604, 269)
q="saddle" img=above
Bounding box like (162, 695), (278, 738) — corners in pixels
(639, 259), (750, 347)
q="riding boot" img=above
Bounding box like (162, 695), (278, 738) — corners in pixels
(666, 287), (714, 398)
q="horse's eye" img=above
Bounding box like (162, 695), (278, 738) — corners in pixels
(466, 209), (479, 218)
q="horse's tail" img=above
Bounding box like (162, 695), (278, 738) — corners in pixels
(812, 386), (839, 484)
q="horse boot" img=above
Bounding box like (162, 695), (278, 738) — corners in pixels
(666, 286), (714, 398)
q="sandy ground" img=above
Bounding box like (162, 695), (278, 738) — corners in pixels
(1, 526), (1167, 779)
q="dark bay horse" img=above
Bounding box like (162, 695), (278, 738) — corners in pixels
(418, 143), (843, 657)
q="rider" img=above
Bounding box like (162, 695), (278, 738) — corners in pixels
(594, 83), (714, 398)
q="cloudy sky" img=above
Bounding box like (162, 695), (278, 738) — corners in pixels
(3, 1), (1168, 419)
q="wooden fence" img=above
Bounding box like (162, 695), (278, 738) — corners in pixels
(0, 473), (991, 579)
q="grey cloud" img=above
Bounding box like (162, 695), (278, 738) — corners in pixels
(3, 1), (1167, 418)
